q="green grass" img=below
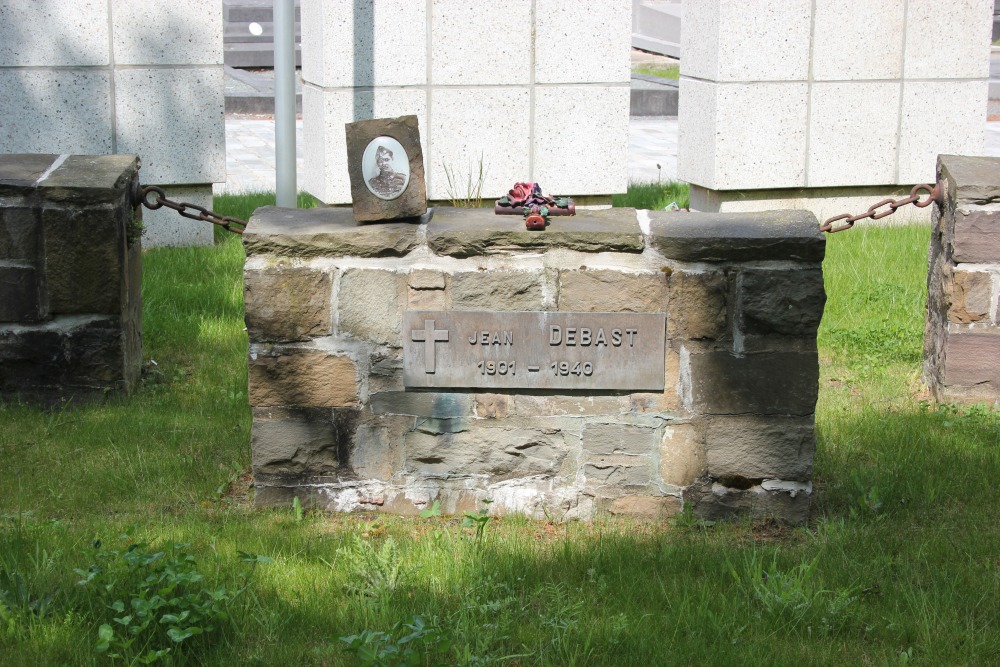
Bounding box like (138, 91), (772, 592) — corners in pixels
(2, 202), (999, 665)
(612, 180), (690, 210)
(632, 64), (680, 80)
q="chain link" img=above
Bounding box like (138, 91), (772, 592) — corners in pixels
(133, 184), (247, 235)
(820, 183), (941, 233)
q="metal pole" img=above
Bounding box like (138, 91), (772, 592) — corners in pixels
(274, 0), (297, 208)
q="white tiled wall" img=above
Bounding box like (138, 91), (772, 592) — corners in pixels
(679, 0), (993, 190)
(302, 0), (632, 204)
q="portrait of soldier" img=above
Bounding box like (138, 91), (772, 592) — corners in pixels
(367, 145), (407, 198)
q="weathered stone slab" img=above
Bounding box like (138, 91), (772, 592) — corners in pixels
(405, 425), (568, 480)
(603, 495), (682, 519)
(248, 348), (359, 407)
(0, 207), (40, 262)
(0, 263), (47, 322)
(339, 269), (403, 345)
(244, 206), (424, 258)
(558, 270), (667, 312)
(251, 407), (345, 475)
(583, 423), (657, 456)
(37, 155), (139, 205)
(449, 271), (544, 311)
(686, 477), (811, 524)
(952, 210), (1000, 263)
(939, 154), (1000, 205)
(689, 350), (818, 415)
(943, 333), (1000, 388)
(0, 154), (58, 195)
(427, 207), (644, 257)
(949, 269), (992, 323)
(659, 423), (704, 487)
(345, 115), (427, 222)
(649, 210), (825, 262)
(369, 391), (471, 418)
(666, 270), (728, 339)
(704, 415), (815, 481)
(740, 268), (826, 336)
(244, 264), (333, 342)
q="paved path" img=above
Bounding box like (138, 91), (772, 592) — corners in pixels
(218, 116), (1000, 195)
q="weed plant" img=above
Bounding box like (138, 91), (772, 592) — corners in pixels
(1, 200), (998, 665)
(612, 179), (690, 210)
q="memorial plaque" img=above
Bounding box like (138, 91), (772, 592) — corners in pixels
(345, 115), (427, 223)
(403, 311), (666, 390)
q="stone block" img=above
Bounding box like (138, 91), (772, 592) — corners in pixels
(629, 347), (682, 414)
(405, 424), (567, 480)
(953, 210), (1000, 263)
(583, 455), (652, 493)
(245, 206), (423, 258)
(685, 477), (811, 525)
(0, 314), (137, 398)
(533, 86), (629, 196)
(660, 423), (704, 487)
(301, 0), (426, 87)
(583, 423), (657, 456)
(114, 68), (225, 184)
(808, 82), (899, 187)
(248, 348), (359, 407)
(948, 270), (992, 324)
(244, 264), (333, 342)
(430, 0), (531, 85)
(904, 0), (993, 79)
(251, 407), (346, 475)
(0, 71), (113, 155)
(37, 155), (140, 205)
(740, 268), (826, 336)
(681, 0), (810, 82)
(408, 270), (445, 290)
(811, 0), (904, 80)
(0, 264), (46, 322)
(898, 81), (988, 185)
(939, 155), (1000, 207)
(678, 80), (808, 190)
(604, 495), (681, 519)
(943, 333), (1000, 388)
(0, 1), (108, 66)
(558, 270), (666, 313)
(0, 155), (60, 191)
(428, 88), (531, 201)
(475, 394), (509, 419)
(666, 270), (727, 340)
(0, 207), (40, 262)
(139, 185), (216, 247)
(534, 0), (630, 84)
(370, 391), (471, 418)
(339, 269), (403, 345)
(704, 415), (815, 482)
(352, 416), (410, 480)
(649, 210), (824, 263)
(689, 350), (818, 416)
(449, 270), (543, 311)
(41, 206), (125, 315)
(512, 394), (625, 417)
(301, 86), (428, 205)
(427, 207), (643, 257)
(407, 288), (446, 310)
(111, 0), (223, 65)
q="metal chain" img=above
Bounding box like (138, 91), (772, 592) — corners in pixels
(820, 183), (941, 233)
(132, 184), (247, 235)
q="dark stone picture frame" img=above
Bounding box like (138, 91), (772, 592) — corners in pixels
(345, 115), (427, 223)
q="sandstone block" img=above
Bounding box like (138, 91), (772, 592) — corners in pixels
(0, 264), (46, 322)
(939, 155), (1000, 207)
(449, 271), (543, 311)
(244, 264), (333, 342)
(649, 210), (825, 262)
(604, 495), (682, 519)
(949, 270), (992, 323)
(408, 269), (446, 290)
(405, 425), (567, 480)
(407, 288), (446, 310)
(352, 416), (410, 481)
(513, 393), (625, 417)
(689, 350), (818, 415)
(427, 207), (644, 257)
(583, 454), (652, 493)
(740, 268), (826, 335)
(952, 210), (1000, 264)
(704, 415), (815, 482)
(0, 207), (40, 262)
(369, 391), (471, 418)
(249, 348), (359, 407)
(251, 407), (346, 475)
(558, 270), (666, 313)
(243, 206), (423, 258)
(475, 394), (509, 419)
(630, 346), (682, 414)
(943, 334), (1000, 388)
(666, 270), (727, 339)
(660, 423), (704, 487)
(583, 423), (657, 456)
(685, 477), (811, 525)
(339, 269), (403, 345)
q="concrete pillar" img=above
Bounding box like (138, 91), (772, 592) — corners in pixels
(678, 0), (993, 225)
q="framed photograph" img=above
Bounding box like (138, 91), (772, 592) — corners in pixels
(345, 115), (426, 222)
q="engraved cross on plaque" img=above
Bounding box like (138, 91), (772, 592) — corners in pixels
(410, 319), (449, 373)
